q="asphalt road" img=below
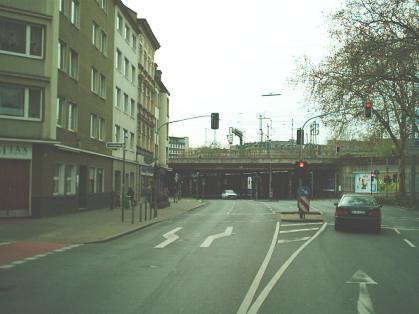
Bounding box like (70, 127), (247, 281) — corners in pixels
(1, 199), (418, 314)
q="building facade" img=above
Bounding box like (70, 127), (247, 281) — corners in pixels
(112, 1), (139, 205)
(136, 18), (160, 199)
(169, 137), (190, 160)
(0, 0), (59, 217)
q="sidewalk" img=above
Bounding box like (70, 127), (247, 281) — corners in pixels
(0, 198), (206, 244)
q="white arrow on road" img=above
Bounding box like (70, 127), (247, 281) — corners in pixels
(154, 227), (183, 248)
(200, 226), (234, 248)
(346, 270), (378, 314)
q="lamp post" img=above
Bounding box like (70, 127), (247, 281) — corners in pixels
(121, 132), (128, 222)
(262, 92), (281, 199)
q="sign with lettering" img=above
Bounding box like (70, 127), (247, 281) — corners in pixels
(0, 142), (32, 159)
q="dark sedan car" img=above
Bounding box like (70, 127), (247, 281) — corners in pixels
(334, 194), (382, 233)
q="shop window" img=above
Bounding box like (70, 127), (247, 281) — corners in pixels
(65, 165), (76, 195)
(53, 164), (65, 195)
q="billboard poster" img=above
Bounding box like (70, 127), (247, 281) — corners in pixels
(354, 173), (377, 193)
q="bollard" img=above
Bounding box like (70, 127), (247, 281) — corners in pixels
(145, 202), (148, 220)
(131, 198), (134, 224)
(149, 202), (153, 219)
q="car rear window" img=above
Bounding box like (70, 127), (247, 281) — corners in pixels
(339, 196), (378, 206)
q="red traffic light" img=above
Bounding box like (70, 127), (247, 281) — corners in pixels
(364, 101), (372, 109)
(295, 160), (307, 169)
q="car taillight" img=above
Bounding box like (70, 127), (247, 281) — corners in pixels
(336, 207), (348, 216)
(369, 209), (381, 217)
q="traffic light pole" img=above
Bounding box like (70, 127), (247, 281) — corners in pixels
(299, 112), (331, 160)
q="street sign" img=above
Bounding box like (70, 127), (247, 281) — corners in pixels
(106, 142), (124, 149)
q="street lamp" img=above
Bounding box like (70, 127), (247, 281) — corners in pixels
(261, 92), (281, 199)
(121, 131), (129, 222)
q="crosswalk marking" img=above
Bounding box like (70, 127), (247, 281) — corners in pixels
(278, 237), (311, 244)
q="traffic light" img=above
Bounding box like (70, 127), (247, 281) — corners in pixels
(371, 172), (376, 182)
(364, 101), (372, 118)
(336, 144), (341, 153)
(295, 160), (307, 170)
(211, 112), (219, 129)
(296, 128), (304, 145)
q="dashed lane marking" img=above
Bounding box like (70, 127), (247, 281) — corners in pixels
(0, 244), (82, 270)
(403, 239), (416, 248)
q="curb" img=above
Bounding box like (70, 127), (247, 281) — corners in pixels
(279, 211), (324, 223)
(84, 201), (208, 244)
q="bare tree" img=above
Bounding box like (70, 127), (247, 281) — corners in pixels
(293, 0), (418, 197)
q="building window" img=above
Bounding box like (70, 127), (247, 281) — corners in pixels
(0, 84), (42, 120)
(99, 74), (106, 98)
(130, 132), (134, 149)
(114, 125), (121, 142)
(56, 97), (64, 127)
(131, 65), (136, 84)
(124, 25), (130, 42)
(59, 0), (65, 13)
(96, 168), (104, 192)
(70, 0), (79, 26)
(68, 103), (77, 131)
(58, 40), (66, 70)
(123, 93), (128, 113)
(114, 87), (121, 108)
(116, 49), (121, 70)
(116, 14), (122, 33)
(130, 99), (135, 117)
(69, 49), (78, 79)
(65, 165), (76, 195)
(132, 34), (136, 50)
(92, 22), (99, 46)
(0, 19), (44, 58)
(53, 164), (65, 195)
(123, 128), (128, 143)
(100, 30), (107, 54)
(124, 58), (129, 77)
(100, 0), (107, 12)
(91, 67), (98, 93)
(99, 118), (105, 141)
(88, 168), (96, 193)
(90, 113), (97, 138)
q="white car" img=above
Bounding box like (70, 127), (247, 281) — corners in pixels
(221, 189), (238, 199)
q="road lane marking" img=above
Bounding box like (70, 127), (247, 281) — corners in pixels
(393, 228), (401, 235)
(279, 227), (319, 234)
(346, 270), (377, 314)
(226, 202), (236, 215)
(0, 242), (13, 246)
(237, 222), (280, 314)
(246, 223), (327, 314)
(154, 227), (183, 248)
(403, 239), (416, 248)
(281, 222), (323, 227)
(0, 243), (83, 271)
(200, 226), (234, 248)
(278, 237), (311, 244)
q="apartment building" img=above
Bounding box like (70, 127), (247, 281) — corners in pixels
(112, 2), (139, 202)
(154, 68), (170, 207)
(136, 18), (160, 195)
(169, 137), (190, 159)
(0, 0), (59, 217)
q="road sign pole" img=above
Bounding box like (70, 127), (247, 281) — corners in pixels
(122, 138), (126, 222)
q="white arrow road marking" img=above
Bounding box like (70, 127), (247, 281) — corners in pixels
(246, 223), (327, 314)
(346, 270), (377, 314)
(279, 227), (319, 234)
(154, 227), (183, 248)
(277, 237), (311, 244)
(403, 239), (416, 248)
(200, 226), (234, 248)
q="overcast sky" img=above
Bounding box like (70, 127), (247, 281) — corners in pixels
(123, 0), (344, 147)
